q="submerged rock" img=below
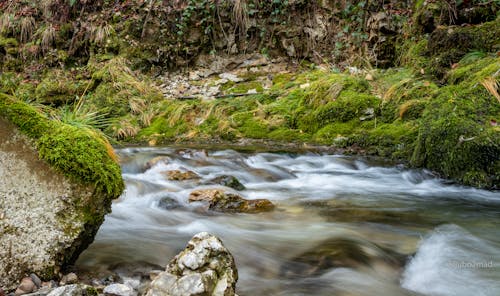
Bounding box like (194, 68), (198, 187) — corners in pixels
(0, 98), (124, 290)
(205, 175), (246, 191)
(281, 237), (408, 278)
(158, 196), (182, 210)
(189, 189), (274, 213)
(163, 170), (200, 181)
(146, 232), (238, 296)
(144, 156), (170, 171)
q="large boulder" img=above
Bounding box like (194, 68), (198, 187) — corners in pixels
(189, 189), (274, 213)
(0, 95), (124, 290)
(146, 232), (238, 296)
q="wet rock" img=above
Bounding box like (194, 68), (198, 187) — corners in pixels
(206, 175), (246, 191)
(144, 156), (170, 171)
(282, 237), (408, 278)
(15, 277), (36, 295)
(103, 284), (135, 296)
(158, 196), (182, 210)
(146, 232), (237, 296)
(303, 200), (432, 226)
(163, 170), (200, 181)
(189, 189), (274, 213)
(29, 274), (42, 289)
(46, 284), (97, 296)
(60, 273), (78, 285)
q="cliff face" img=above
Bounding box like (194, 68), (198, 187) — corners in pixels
(0, 95), (124, 290)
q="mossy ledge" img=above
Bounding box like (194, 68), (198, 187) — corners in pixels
(0, 93), (124, 198)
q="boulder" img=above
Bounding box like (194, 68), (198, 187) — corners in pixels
(205, 175), (245, 191)
(189, 189), (274, 213)
(0, 96), (124, 290)
(146, 232), (238, 296)
(163, 170), (200, 181)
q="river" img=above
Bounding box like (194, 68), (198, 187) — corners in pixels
(76, 147), (500, 296)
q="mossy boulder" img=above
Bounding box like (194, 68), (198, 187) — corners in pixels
(189, 189), (275, 213)
(0, 94), (124, 290)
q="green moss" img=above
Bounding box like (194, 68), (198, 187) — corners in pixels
(35, 70), (89, 106)
(222, 81), (264, 94)
(88, 57), (163, 118)
(427, 18), (500, 78)
(0, 37), (18, 55)
(0, 93), (124, 196)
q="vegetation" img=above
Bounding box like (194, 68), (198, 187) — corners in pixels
(0, 0), (499, 188)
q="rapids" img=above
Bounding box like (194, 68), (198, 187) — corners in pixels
(76, 147), (500, 296)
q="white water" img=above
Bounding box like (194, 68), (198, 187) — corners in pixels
(76, 147), (500, 295)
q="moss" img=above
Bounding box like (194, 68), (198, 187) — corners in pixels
(0, 93), (124, 196)
(0, 36), (18, 55)
(87, 57), (163, 118)
(427, 18), (500, 79)
(313, 121), (358, 144)
(222, 80), (264, 94)
(35, 70), (89, 106)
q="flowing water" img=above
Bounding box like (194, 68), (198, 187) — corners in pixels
(76, 147), (500, 296)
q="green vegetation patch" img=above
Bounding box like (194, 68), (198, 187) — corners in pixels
(0, 93), (124, 197)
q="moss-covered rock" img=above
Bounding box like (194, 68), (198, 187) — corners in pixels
(0, 94), (124, 289)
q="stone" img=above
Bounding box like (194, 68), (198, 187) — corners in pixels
(103, 284), (135, 296)
(163, 170), (200, 181)
(15, 277), (36, 295)
(146, 232), (237, 296)
(0, 111), (123, 290)
(46, 284), (97, 296)
(158, 196), (182, 210)
(29, 274), (42, 289)
(60, 273), (78, 285)
(219, 73), (243, 83)
(144, 156), (170, 171)
(206, 175), (246, 191)
(189, 189), (274, 213)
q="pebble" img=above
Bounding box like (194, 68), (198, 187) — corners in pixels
(29, 274), (41, 289)
(103, 283), (135, 296)
(15, 277), (36, 295)
(59, 273), (78, 285)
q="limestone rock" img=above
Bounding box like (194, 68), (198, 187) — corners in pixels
(0, 102), (123, 290)
(163, 170), (200, 181)
(103, 283), (135, 296)
(144, 156), (170, 171)
(189, 189), (274, 213)
(206, 175), (246, 191)
(46, 284), (97, 296)
(59, 273), (78, 286)
(146, 232), (237, 296)
(15, 277), (36, 295)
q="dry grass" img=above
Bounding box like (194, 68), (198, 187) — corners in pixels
(383, 78), (412, 101)
(113, 119), (140, 139)
(90, 23), (115, 45)
(167, 102), (191, 127)
(40, 24), (56, 52)
(0, 13), (14, 34)
(139, 107), (158, 127)
(232, 0), (249, 37)
(129, 97), (148, 115)
(481, 77), (500, 103)
(20, 17), (36, 43)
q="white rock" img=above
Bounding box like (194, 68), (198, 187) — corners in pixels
(103, 283), (135, 296)
(219, 73), (243, 83)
